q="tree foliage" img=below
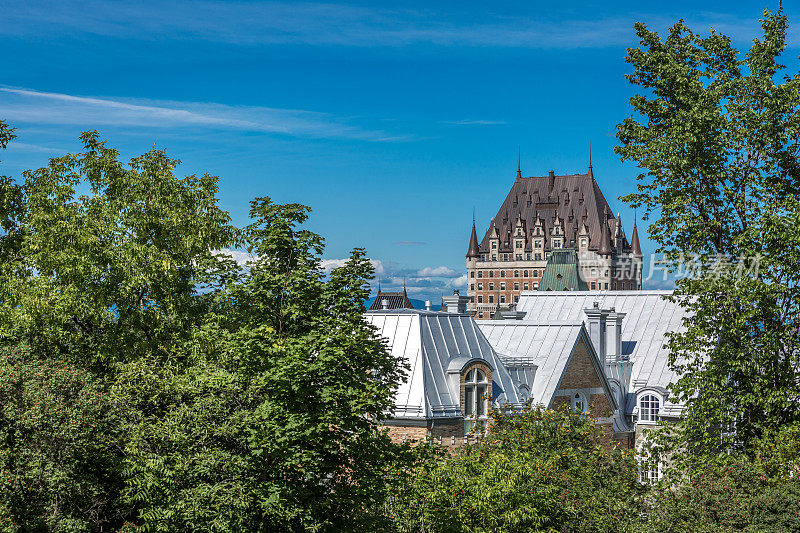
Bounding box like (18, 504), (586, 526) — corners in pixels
(387, 404), (643, 533)
(615, 7), (800, 462)
(0, 124), (405, 532)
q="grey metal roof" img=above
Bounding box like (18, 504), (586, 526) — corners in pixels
(514, 290), (690, 417)
(478, 321), (614, 410)
(365, 309), (523, 420)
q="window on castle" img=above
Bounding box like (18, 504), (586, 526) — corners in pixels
(533, 282), (539, 289)
(492, 241), (497, 249)
(477, 271), (482, 278)
(514, 270), (519, 277)
(477, 296), (483, 303)
(523, 270), (528, 277)
(500, 271), (505, 277)
(591, 282), (596, 290)
(478, 312), (484, 319)
(488, 295), (494, 303)
(516, 254), (522, 260)
(489, 271), (494, 278)
(581, 238), (587, 248)
(571, 392), (588, 414)
(500, 295), (506, 303)
(478, 283), (483, 290)
(639, 395), (660, 423)
(470, 283), (475, 291)
(514, 295), (519, 302)
(514, 283), (519, 291)
(489, 283), (494, 290)
(500, 282), (505, 290)
(604, 283), (609, 290)
(470, 271), (475, 278)
(524, 282), (529, 290)
(535, 253), (542, 261)
(516, 240), (523, 248)
(525, 253), (531, 260)
(492, 254), (496, 261)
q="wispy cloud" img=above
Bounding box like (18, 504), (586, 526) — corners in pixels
(0, 1), (770, 50)
(442, 120), (507, 126)
(0, 86), (409, 142)
(394, 240), (426, 246)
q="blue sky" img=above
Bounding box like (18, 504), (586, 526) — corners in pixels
(1, 0), (793, 300)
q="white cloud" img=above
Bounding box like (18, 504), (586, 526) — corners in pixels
(0, 86), (409, 142)
(213, 248), (257, 266)
(448, 274), (467, 288)
(416, 266), (459, 277)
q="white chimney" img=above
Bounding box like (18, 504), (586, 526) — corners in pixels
(584, 303), (612, 359)
(442, 289), (470, 314)
(425, 300), (432, 311)
(607, 310), (626, 360)
(381, 299), (389, 310)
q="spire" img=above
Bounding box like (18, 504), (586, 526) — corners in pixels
(377, 279), (381, 294)
(588, 141), (594, 179)
(598, 211), (612, 256)
(467, 216), (480, 259)
(631, 210), (643, 257)
(517, 146), (522, 179)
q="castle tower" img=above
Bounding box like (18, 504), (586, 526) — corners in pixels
(465, 163), (643, 319)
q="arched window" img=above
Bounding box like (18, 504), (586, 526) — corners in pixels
(639, 394), (660, 423)
(571, 392), (588, 414)
(464, 368), (489, 434)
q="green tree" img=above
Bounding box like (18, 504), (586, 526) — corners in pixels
(0, 126), (406, 531)
(615, 7), (800, 465)
(388, 405), (642, 533)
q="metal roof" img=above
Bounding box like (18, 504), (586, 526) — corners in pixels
(477, 170), (630, 254)
(365, 309), (523, 420)
(514, 290), (690, 417)
(478, 321), (614, 411)
(537, 248), (588, 291)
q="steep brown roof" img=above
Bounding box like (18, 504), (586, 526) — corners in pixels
(466, 220), (480, 258)
(368, 288), (414, 311)
(477, 169), (627, 255)
(631, 220), (643, 256)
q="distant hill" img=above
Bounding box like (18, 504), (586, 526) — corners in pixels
(364, 297), (444, 311)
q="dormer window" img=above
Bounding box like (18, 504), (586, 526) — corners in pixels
(464, 368), (490, 434)
(639, 394), (660, 423)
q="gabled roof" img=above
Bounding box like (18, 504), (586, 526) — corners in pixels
(514, 290), (690, 417)
(478, 321), (615, 410)
(365, 309), (523, 420)
(537, 249), (588, 291)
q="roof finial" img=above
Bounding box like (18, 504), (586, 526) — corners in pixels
(516, 146), (522, 179)
(377, 278), (381, 293)
(589, 140), (592, 168)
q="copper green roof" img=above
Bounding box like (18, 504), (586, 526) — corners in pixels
(537, 248), (588, 292)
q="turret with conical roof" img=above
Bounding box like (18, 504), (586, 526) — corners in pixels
(631, 218), (642, 257)
(598, 209), (612, 256)
(467, 218), (480, 258)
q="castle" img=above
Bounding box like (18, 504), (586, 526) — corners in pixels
(465, 163), (643, 318)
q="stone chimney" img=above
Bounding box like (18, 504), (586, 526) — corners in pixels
(381, 299), (389, 310)
(442, 289), (470, 314)
(584, 302), (612, 359)
(607, 310), (626, 360)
